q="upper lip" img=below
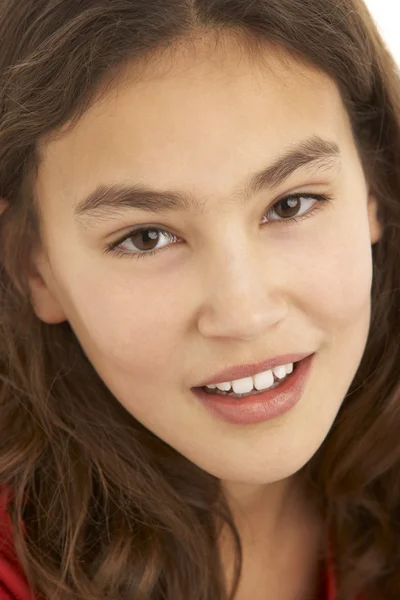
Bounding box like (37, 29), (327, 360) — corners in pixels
(193, 352), (314, 387)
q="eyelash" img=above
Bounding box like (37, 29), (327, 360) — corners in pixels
(104, 192), (334, 261)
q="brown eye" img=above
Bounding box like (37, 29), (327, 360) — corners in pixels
(108, 226), (179, 259)
(130, 229), (161, 252)
(265, 193), (322, 223)
(274, 196), (302, 219)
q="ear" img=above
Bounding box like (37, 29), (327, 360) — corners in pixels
(0, 196), (66, 324)
(367, 193), (383, 245)
(27, 249), (68, 324)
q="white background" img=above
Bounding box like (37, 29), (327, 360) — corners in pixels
(365, 0), (400, 64)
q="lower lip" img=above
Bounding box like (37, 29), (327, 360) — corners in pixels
(191, 353), (315, 425)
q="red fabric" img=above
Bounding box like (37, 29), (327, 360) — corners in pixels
(325, 546), (337, 600)
(0, 492), (33, 600)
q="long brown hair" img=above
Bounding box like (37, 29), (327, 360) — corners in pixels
(0, 1), (399, 599)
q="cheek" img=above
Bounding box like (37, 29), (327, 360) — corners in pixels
(287, 212), (373, 328)
(65, 272), (189, 383)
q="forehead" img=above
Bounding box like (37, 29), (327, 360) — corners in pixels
(36, 36), (350, 214)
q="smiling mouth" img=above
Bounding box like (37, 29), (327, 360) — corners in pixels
(199, 362), (299, 399)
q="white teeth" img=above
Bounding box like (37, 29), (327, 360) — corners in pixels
(215, 382), (231, 391)
(206, 362), (295, 393)
(231, 377), (254, 394)
(253, 369), (275, 391)
(272, 365), (287, 380)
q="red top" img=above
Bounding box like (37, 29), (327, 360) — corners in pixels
(0, 493), (33, 600)
(0, 491), (346, 600)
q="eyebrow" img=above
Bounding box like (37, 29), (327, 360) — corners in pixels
(73, 135), (340, 225)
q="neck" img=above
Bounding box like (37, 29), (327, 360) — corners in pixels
(218, 473), (324, 600)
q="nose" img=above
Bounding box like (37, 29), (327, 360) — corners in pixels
(196, 244), (288, 340)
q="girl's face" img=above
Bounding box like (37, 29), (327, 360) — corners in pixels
(28, 37), (381, 484)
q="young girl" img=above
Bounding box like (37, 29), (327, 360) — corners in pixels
(0, 0), (398, 598)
